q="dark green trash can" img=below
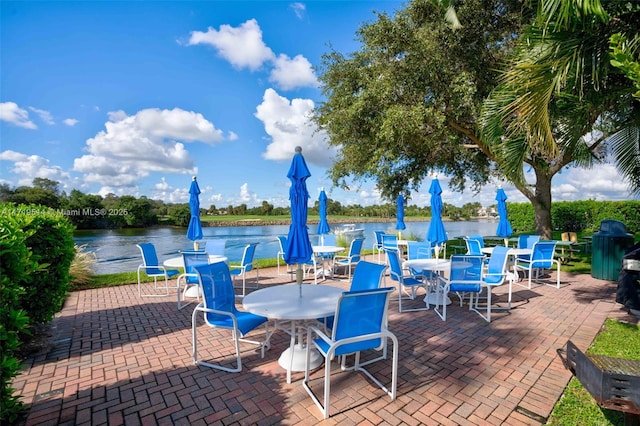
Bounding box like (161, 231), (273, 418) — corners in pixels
(591, 220), (634, 281)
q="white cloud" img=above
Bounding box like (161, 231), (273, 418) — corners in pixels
(0, 102), (37, 129)
(269, 54), (318, 90)
(73, 107), (225, 188)
(556, 164), (633, 200)
(63, 118), (79, 126)
(255, 88), (336, 167)
(239, 182), (253, 202)
(187, 19), (275, 71)
(290, 2), (306, 19)
(28, 106), (54, 125)
(0, 150), (70, 185)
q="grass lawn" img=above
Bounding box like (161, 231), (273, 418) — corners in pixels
(547, 319), (640, 425)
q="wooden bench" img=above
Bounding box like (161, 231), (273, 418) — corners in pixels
(559, 340), (640, 423)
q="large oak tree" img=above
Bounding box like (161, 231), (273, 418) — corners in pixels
(314, 0), (639, 238)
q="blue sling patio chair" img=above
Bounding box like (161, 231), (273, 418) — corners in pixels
(478, 245), (515, 322)
(204, 239), (226, 256)
(320, 260), (388, 330)
(373, 230), (386, 263)
(136, 242), (179, 297)
(516, 234), (540, 261)
(406, 241), (435, 280)
(386, 247), (429, 313)
(514, 241), (561, 289)
(433, 254), (484, 321)
(302, 287), (398, 419)
(333, 237), (365, 280)
(466, 235), (485, 249)
(176, 251), (209, 310)
(191, 262), (271, 373)
(229, 243), (259, 298)
(464, 237), (484, 256)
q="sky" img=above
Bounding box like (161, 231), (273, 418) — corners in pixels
(1, 1), (637, 211)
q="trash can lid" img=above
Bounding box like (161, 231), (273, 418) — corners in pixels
(598, 219), (629, 235)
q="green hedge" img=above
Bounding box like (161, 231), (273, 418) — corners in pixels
(0, 204), (75, 423)
(0, 209), (35, 422)
(506, 200), (640, 235)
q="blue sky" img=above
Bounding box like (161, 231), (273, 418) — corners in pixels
(1, 1), (636, 210)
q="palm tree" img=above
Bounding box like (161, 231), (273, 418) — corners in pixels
(481, 0), (640, 238)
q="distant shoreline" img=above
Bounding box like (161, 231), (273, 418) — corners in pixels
(199, 216), (492, 227)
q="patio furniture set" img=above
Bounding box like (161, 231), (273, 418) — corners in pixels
(134, 230), (564, 419)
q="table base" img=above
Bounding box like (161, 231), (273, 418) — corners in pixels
(426, 293), (452, 307)
(184, 286), (200, 298)
(278, 344), (323, 372)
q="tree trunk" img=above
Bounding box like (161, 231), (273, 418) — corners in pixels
(531, 170), (553, 240)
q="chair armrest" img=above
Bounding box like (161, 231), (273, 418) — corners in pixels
(193, 304), (238, 327)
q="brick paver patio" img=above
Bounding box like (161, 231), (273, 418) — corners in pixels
(13, 256), (637, 425)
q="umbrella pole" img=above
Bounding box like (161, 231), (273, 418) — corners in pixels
(296, 263), (303, 297)
(504, 238), (509, 247)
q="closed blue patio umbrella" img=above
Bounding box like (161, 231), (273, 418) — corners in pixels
(426, 178), (447, 257)
(495, 187), (513, 246)
(317, 189), (330, 245)
(285, 147), (313, 286)
(395, 194), (406, 239)
(186, 176), (203, 250)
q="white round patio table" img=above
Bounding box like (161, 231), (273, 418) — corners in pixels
(312, 245), (345, 279)
(403, 258), (453, 306)
(163, 255), (228, 298)
(242, 283), (343, 383)
(162, 254), (227, 269)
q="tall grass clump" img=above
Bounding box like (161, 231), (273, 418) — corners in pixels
(69, 244), (97, 289)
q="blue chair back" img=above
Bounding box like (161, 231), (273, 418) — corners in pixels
(182, 252), (210, 284)
(466, 235), (485, 248)
(531, 241), (557, 268)
(407, 241), (433, 260)
(137, 242), (164, 275)
(449, 255), (483, 292)
(385, 249), (403, 283)
(373, 231), (385, 249)
(331, 287), (394, 356)
(465, 238), (483, 255)
(277, 235), (287, 252)
(350, 261), (387, 291)
(195, 262), (238, 324)
(205, 240), (226, 256)
(382, 234), (397, 251)
(518, 235), (540, 249)
(319, 233), (336, 246)
(240, 243), (258, 272)
(484, 246), (510, 285)
(348, 237), (365, 262)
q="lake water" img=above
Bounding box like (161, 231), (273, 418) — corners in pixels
(75, 220), (500, 275)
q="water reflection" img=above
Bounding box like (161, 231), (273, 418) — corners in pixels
(76, 220), (499, 275)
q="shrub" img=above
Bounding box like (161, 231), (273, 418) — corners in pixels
(0, 208), (36, 423)
(19, 206), (75, 325)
